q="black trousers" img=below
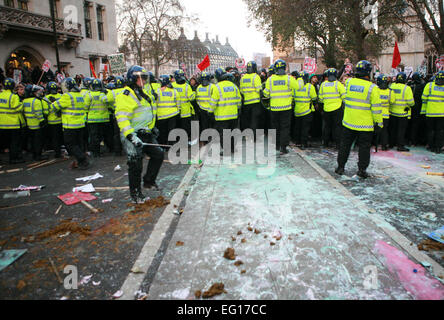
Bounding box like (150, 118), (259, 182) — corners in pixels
(112, 117), (122, 155)
(88, 122), (113, 156)
(426, 117), (444, 149)
(157, 115), (179, 145)
(64, 128), (87, 164)
(215, 119), (238, 153)
(29, 128), (44, 160)
(293, 113), (313, 146)
(389, 116), (408, 147)
(199, 110), (214, 133)
(0, 129), (22, 161)
(337, 126), (373, 171)
(125, 133), (164, 191)
(49, 124), (63, 157)
(241, 103), (263, 138)
(323, 108), (343, 147)
(270, 109), (292, 148)
(380, 118), (390, 147)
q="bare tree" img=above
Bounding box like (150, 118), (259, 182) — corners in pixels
(117, 0), (193, 76)
(407, 0), (443, 54)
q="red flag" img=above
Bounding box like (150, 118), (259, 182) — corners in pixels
(89, 60), (97, 78)
(197, 55), (210, 71)
(392, 42), (401, 69)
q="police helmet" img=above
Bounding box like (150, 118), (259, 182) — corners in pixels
(90, 79), (103, 91)
(159, 75), (171, 87)
(435, 71), (444, 86)
(200, 72), (211, 86)
(274, 59), (287, 76)
(268, 65), (274, 76)
(148, 72), (156, 84)
(246, 61), (257, 74)
(396, 72), (407, 84)
(174, 69), (186, 84)
(3, 78), (15, 90)
(127, 65), (148, 87)
(376, 75), (389, 90)
(355, 60), (372, 78)
(46, 82), (58, 94)
(106, 82), (116, 90)
(63, 77), (80, 92)
(326, 68), (338, 81)
(82, 77), (93, 89)
(215, 68), (226, 82)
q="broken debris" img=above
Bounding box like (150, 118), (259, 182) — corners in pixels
(223, 248), (236, 260)
(202, 283), (226, 299)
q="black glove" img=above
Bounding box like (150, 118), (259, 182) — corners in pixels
(152, 127), (160, 138)
(49, 97), (56, 103)
(127, 133), (143, 148)
(55, 110), (62, 118)
(404, 107), (410, 113)
(374, 125), (382, 135)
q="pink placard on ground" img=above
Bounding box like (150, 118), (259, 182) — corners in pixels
(58, 192), (97, 206)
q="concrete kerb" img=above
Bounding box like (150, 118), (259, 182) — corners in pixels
(294, 147), (444, 283)
(117, 145), (209, 300)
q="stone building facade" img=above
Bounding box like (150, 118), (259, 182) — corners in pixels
(0, 0), (118, 81)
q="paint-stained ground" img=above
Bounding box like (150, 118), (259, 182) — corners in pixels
(303, 144), (444, 266)
(147, 141), (444, 300)
(0, 152), (188, 300)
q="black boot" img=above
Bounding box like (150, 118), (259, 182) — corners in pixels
(357, 169), (369, 179)
(397, 146), (410, 152)
(335, 167), (345, 175)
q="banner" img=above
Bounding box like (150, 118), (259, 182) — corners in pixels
(197, 55), (210, 71)
(107, 53), (127, 76)
(13, 69), (22, 84)
(235, 58), (246, 69)
(436, 55), (444, 72)
(42, 60), (51, 73)
(303, 57), (317, 74)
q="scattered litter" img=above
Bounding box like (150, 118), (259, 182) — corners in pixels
(427, 172), (444, 177)
(223, 248), (236, 260)
(254, 229), (261, 234)
(48, 257), (63, 283)
(428, 226), (444, 245)
(79, 275), (93, 285)
(76, 173), (103, 182)
(3, 191), (30, 199)
(13, 185), (45, 192)
(58, 192), (97, 206)
(421, 261), (432, 270)
(202, 283), (226, 299)
(58, 232), (70, 238)
(237, 231), (242, 235)
(173, 209), (180, 215)
(60, 296), (69, 300)
(72, 184), (95, 193)
(231, 236), (236, 241)
(272, 230), (283, 241)
(234, 260), (244, 266)
(0, 249), (27, 272)
(247, 227), (253, 232)
(112, 290), (123, 299)
(176, 241), (184, 246)
(270, 242), (276, 246)
(195, 290), (202, 299)
(114, 165), (122, 172)
(241, 270), (246, 274)
(241, 239), (246, 243)
(102, 198), (113, 204)
(92, 281), (101, 286)
(55, 205), (62, 215)
(413, 269), (418, 273)
(421, 165), (431, 169)
(418, 238), (444, 251)
(421, 212), (437, 221)
(401, 152), (413, 156)
(131, 267), (144, 274)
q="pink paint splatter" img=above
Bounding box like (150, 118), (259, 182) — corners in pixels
(374, 240), (444, 300)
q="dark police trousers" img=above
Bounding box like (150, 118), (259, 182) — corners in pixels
(64, 128), (87, 165)
(215, 119), (238, 153)
(0, 129), (22, 162)
(29, 128), (44, 160)
(123, 131), (164, 192)
(293, 113), (313, 146)
(49, 124), (63, 157)
(241, 103), (263, 139)
(322, 108), (343, 147)
(88, 122), (113, 156)
(426, 117), (444, 149)
(157, 115), (178, 145)
(380, 118), (390, 147)
(270, 109), (292, 148)
(337, 126), (373, 171)
(389, 116), (408, 147)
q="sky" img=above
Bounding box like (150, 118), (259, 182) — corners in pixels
(181, 0), (272, 61)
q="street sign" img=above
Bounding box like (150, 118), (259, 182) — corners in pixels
(303, 57), (317, 74)
(42, 60), (51, 72)
(235, 58), (246, 69)
(108, 53), (127, 75)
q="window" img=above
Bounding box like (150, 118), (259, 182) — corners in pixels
(4, 0), (15, 8)
(84, 1), (92, 39)
(18, 0), (28, 10)
(96, 5), (104, 41)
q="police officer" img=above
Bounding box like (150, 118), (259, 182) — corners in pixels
(83, 79), (113, 157)
(389, 72), (414, 151)
(154, 75), (181, 145)
(102, 76), (126, 156)
(196, 72), (214, 134)
(293, 71), (317, 149)
(44, 82), (63, 158)
(23, 84), (49, 161)
(421, 71), (444, 154)
(376, 75), (395, 151)
(51, 78), (91, 169)
(409, 72), (426, 146)
(318, 68), (346, 149)
(115, 66), (164, 203)
(172, 70), (195, 142)
(240, 61), (263, 140)
(263, 59), (302, 154)
(335, 61), (383, 179)
(210, 68), (242, 155)
(0, 78), (24, 164)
